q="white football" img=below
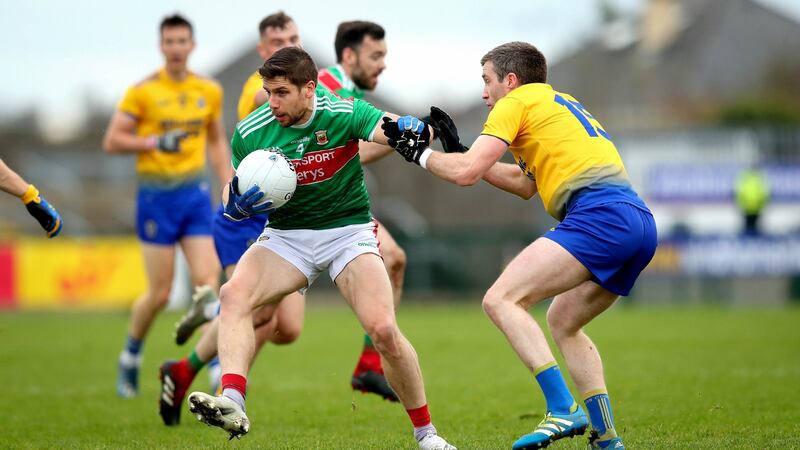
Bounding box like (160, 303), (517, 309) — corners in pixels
(235, 149), (297, 208)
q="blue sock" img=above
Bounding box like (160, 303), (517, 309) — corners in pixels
(124, 335), (143, 356)
(584, 392), (617, 439)
(534, 363), (575, 415)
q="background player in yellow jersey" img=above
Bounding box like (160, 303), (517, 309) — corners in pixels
(0, 158), (62, 238)
(383, 42), (657, 450)
(102, 14), (232, 398)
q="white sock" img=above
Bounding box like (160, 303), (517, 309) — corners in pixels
(222, 388), (246, 413)
(203, 300), (221, 320)
(414, 423), (437, 441)
(118, 350), (142, 368)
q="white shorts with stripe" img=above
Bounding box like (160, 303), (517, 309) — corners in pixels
(253, 220), (382, 292)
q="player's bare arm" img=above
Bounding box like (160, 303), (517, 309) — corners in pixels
(102, 112), (155, 153)
(206, 116), (234, 187)
(424, 135), (506, 186)
(358, 140), (394, 164)
(482, 160), (538, 199)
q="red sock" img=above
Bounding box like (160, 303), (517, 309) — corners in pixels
(406, 404), (431, 428)
(221, 373), (247, 398)
(354, 347), (382, 374)
(173, 358), (198, 384)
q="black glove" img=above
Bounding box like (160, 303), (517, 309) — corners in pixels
(380, 117), (430, 165)
(429, 106), (468, 153)
(155, 129), (189, 153)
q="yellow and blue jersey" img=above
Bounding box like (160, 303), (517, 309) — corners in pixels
(481, 83), (638, 221)
(237, 71), (263, 121)
(117, 68), (223, 188)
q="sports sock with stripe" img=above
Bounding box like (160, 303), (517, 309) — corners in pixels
(534, 362), (576, 414)
(584, 391), (618, 442)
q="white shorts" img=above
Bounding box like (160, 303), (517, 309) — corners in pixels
(253, 220), (382, 292)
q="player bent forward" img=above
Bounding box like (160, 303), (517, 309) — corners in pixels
(383, 41), (657, 450)
(186, 47), (456, 450)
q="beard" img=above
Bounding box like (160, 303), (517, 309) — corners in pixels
(351, 66), (377, 91)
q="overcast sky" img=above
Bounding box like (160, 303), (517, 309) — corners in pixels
(1, 0), (797, 137)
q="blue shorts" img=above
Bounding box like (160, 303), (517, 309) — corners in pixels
(212, 205), (268, 267)
(136, 183), (213, 245)
(545, 198), (657, 296)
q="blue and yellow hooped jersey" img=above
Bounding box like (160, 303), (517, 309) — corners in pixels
(481, 83), (640, 221)
(117, 68), (223, 188)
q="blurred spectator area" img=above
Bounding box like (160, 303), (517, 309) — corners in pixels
(2, 0), (800, 303)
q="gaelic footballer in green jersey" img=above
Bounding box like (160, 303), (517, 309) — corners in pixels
(190, 47), (456, 450)
(232, 86), (380, 230)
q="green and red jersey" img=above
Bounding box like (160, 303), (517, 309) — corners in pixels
(231, 87), (384, 230)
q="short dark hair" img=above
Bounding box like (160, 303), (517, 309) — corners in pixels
(334, 21), (385, 62)
(258, 47), (318, 88)
(160, 14), (193, 36)
(258, 11), (294, 36)
(480, 42), (547, 85)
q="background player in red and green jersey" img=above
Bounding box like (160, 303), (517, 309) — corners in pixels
(317, 19), (408, 402)
(102, 14), (232, 399)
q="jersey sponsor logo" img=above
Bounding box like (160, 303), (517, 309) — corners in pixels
(290, 136), (311, 145)
(291, 140), (359, 185)
(315, 130), (329, 145)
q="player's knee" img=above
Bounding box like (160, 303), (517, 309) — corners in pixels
(546, 306), (578, 339)
(218, 280), (249, 316)
(385, 246), (407, 275)
(149, 286), (171, 310)
(273, 318), (302, 345)
(366, 320), (401, 356)
(482, 288), (505, 321)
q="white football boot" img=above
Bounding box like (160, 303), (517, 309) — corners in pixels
(418, 432), (458, 450)
(187, 392), (250, 440)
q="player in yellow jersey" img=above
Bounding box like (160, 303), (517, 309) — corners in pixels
(102, 14), (232, 398)
(383, 42), (656, 450)
(0, 158), (62, 238)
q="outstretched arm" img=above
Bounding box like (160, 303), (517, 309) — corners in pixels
(0, 158), (30, 196)
(424, 135), (507, 186)
(358, 141), (395, 165)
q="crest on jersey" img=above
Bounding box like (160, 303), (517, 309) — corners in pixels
(315, 130), (329, 145)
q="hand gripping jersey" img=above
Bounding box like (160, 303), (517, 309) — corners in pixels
(481, 83), (646, 221)
(117, 68), (223, 188)
(231, 87), (384, 230)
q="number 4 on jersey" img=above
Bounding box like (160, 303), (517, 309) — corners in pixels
(554, 94), (612, 141)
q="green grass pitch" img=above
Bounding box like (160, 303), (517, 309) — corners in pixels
(0, 303), (798, 449)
